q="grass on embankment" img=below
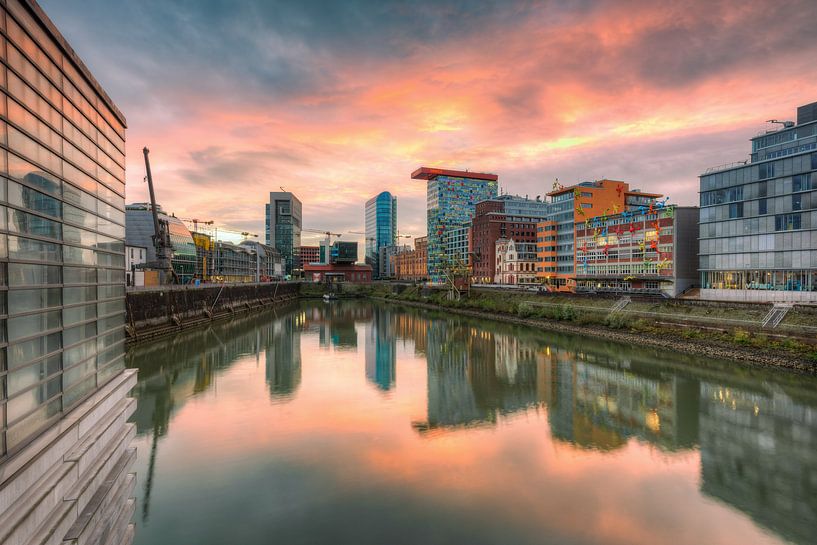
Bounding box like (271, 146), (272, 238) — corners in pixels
(358, 284), (817, 365)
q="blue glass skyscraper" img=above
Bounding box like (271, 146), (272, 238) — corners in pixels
(364, 191), (397, 277)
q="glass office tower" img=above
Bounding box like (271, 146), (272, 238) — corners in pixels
(266, 191), (302, 277)
(699, 101), (817, 302)
(364, 191), (396, 277)
(411, 167), (498, 283)
(0, 0), (127, 456)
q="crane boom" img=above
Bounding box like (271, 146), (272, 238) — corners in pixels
(143, 147), (175, 283)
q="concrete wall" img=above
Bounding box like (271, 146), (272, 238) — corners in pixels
(701, 288), (817, 303)
(126, 282), (300, 341)
(0, 369), (137, 545)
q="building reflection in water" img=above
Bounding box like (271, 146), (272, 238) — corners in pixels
(127, 301), (817, 545)
(365, 306), (397, 391)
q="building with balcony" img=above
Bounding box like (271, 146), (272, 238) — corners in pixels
(0, 1), (136, 543)
(411, 167), (498, 282)
(266, 191), (302, 276)
(472, 195), (548, 284)
(574, 205), (699, 297)
(699, 101), (817, 302)
(364, 191), (397, 278)
(536, 180), (662, 291)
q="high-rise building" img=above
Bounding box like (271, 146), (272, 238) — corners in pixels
(699, 101), (817, 302)
(0, 1), (136, 543)
(411, 167), (498, 282)
(266, 191), (302, 276)
(472, 194), (549, 284)
(537, 180), (661, 291)
(364, 191), (397, 278)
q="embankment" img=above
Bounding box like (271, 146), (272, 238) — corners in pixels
(126, 282), (299, 343)
(357, 283), (817, 373)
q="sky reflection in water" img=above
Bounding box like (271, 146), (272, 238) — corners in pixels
(127, 301), (817, 545)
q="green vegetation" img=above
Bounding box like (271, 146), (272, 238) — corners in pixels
(363, 283), (817, 365)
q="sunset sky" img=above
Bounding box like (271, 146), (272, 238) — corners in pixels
(41, 0), (817, 246)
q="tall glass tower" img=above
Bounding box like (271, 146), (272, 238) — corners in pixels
(266, 192), (302, 277)
(411, 167), (498, 283)
(364, 191), (396, 278)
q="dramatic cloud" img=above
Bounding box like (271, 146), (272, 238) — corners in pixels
(41, 0), (817, 248)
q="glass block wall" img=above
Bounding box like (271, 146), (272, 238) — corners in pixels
(0, 0), (127, 457)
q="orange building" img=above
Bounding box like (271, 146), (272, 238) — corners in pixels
(394, 236), (428, 281)
(536, 180), (662, 291)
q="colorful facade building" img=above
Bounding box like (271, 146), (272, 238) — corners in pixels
(445, 222), (471, 270)
(394, 236), (428, 281)
(574, 205), (699, 297)
(536, 180), (662, 291)
(412, 167), (498, 282)
(699, 100), (817, 302)
(364, 191), (397, 277)
(495, 238), (538, 285)
(472, 195), (548, 284)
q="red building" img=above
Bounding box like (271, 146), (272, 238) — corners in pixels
(304, 263), (372, 284)
(297, 245), (320, 269)
(471, 195), (547, 284)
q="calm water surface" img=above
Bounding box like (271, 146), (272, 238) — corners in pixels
(127, 300), (817, 545)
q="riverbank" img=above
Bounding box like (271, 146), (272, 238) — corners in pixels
(126, 282), (300, 343)
(361, 286), (817, 374)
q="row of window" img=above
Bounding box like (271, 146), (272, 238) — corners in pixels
(701, 153), (817, 191)
(699, 231), (817, 255)
(700, 250), (817, 270)
(699, 210), (817, 238)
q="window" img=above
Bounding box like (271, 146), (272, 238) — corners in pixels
(729, 202), (743, 219)
(758, 163), (774, 180)
(812, 153), (817, 170)
(581, 203), (592, 208)
(758, 181), (768, 197)
(793, 193), (802, 211)
(759, 199), (767, 215)
(775, 213), (801, 231)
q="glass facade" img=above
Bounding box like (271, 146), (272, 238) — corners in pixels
(699, 107), (817, 298)
(266, 192), (301, 277)
(0, 0), (127, 457)
(125, 204), (197, 283)
(426, 175), (497, 282)
(364, 191), (396, 277)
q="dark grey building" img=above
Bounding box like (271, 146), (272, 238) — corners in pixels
(266, 191), (302, 277)
(0, 1), (136, 544)
(699, 101), (817, 302)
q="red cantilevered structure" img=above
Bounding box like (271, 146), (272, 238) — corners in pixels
(411, 167), (498, 182)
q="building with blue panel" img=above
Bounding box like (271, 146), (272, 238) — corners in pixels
(412, 167), (498, 283)
(699, 101), (817, 302)
(364, 191), (397, 278)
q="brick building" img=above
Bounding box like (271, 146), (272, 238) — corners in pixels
(394, 236), (428, 281)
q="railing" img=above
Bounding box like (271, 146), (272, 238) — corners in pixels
(702, 159), (750, 175)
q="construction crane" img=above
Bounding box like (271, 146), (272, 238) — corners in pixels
(303, 228), (341, 246)
(180, 217), (214, 233)
(142, 147), (176, 284)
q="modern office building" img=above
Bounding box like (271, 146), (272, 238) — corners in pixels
(536, 180), (662, 291)
(364, 191), (397, 278)
(444, 222), (471, 270)
(699, 101), (817, 302)
(125, 203), (197, 283)
(266, 191), (302, 276)
(574, 205), (699, 296)
(411, 167), (498, 282)
(472, 194), (548, 284)
(378, 243), (410, 279)
(0, 2), (136, 544)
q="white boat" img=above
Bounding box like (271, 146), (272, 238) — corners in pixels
(323, 293), (337, 302)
